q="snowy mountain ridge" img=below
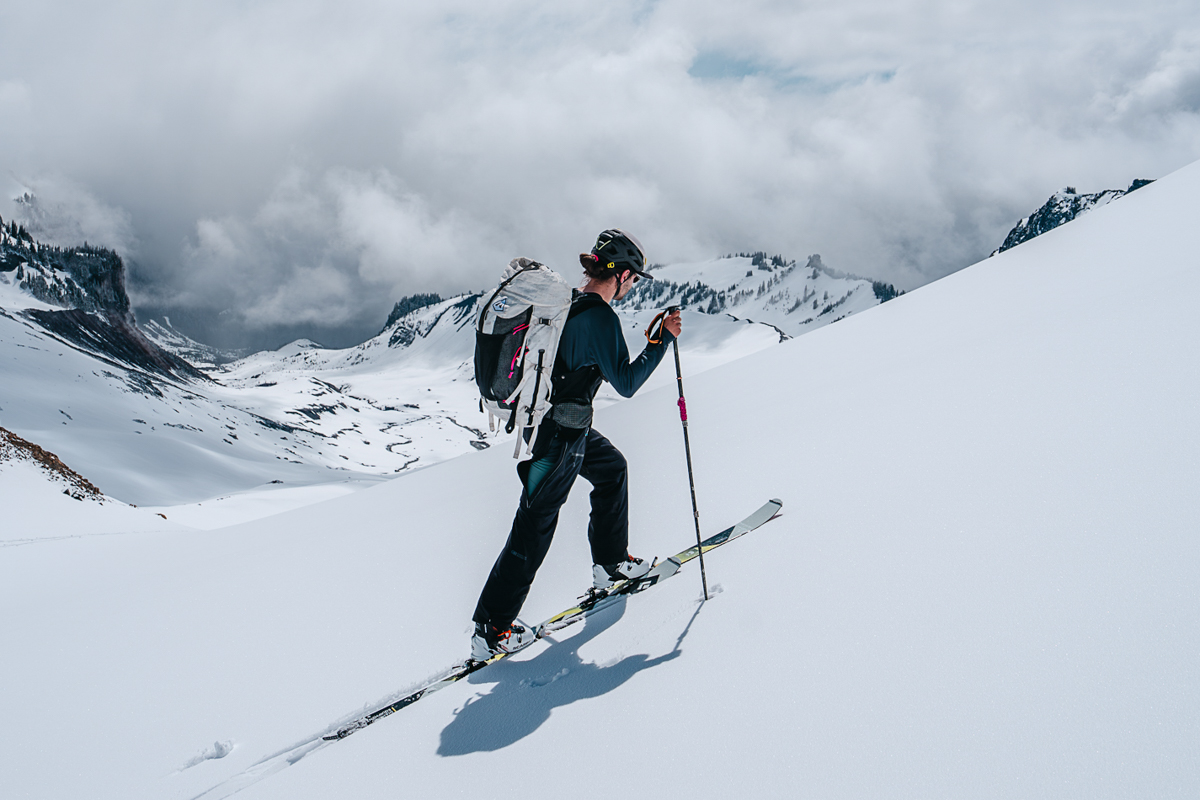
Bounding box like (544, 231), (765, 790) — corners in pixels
(1, 210), (204, 384)
(627, 252), (901, 337)
(357, 251), (897, 370)
(991, 178), (1154, 255)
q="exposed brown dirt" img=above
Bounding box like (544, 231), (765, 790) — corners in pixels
(0, 426), (104, 499)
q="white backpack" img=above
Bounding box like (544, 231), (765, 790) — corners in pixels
(473, 258), (573, 458)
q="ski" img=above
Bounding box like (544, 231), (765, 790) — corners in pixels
(322, 498), (782, 741)
(539, 497), (783, 633)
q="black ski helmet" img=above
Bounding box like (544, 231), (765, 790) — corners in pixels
(590, 229), (652, 280)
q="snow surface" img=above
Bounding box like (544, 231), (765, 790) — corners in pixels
(3, 158), (1200, 798)
(0, 269), (60, 312)
(0, 449), (188, 543)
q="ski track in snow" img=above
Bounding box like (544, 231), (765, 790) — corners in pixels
(190, 738), (330, 800)
(190, 662), (471, 799)
(177, 741), (236, 773)
(0, 527), (178, 548)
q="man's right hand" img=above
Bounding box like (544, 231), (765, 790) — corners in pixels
(663, 309), (682, 338)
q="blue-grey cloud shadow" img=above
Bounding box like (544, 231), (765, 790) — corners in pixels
(438, 597), (700, 756)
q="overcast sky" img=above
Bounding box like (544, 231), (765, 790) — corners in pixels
(3, 1), (1199, 349)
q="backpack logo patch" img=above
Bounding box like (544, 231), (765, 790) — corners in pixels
(492, 296), (509, 313)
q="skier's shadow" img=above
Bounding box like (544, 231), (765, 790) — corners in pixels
(438, 597), (700, 755)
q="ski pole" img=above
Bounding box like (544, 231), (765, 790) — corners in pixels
(648, 306), (708, 601)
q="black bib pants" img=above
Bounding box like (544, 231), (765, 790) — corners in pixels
(472, 418), (629, 627)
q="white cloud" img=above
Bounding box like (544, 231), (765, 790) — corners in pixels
(0, 79), (31, 111)
(2, 0), (1199, 348)
(151, 167), (498, 335)
(1107, 31), (1200, 120)
(328, 169), (498, 290)
(6, 176), (138, 257)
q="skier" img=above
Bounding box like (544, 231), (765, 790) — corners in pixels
(471, 229), (683, 659)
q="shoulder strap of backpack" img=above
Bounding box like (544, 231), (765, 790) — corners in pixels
(565, 290), (607, 323)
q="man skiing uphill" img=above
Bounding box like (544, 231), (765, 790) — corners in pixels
(471, 229), (683, 660)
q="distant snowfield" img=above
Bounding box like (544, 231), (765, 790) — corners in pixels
(3, 158), (1199, 799)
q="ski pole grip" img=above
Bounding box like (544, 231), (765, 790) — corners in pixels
(678, 396), (688, 422)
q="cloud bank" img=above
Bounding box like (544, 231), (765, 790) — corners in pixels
(3, 1), (1199, 348)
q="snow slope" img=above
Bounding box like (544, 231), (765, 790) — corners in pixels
(0, 426), (186, 543)
(3, 158), (1199, 799)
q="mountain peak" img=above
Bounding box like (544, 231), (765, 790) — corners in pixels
(992, 178), (1155, 256)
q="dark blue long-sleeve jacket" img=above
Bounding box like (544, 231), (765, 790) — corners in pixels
(550, 291), (675, 406)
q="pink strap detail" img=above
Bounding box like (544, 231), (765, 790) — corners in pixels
(508, 348), (523, 379)
(678, 397), (688, 422)
(512, 323), (529, 334)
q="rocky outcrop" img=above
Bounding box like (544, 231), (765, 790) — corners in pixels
(993, 179), (1154, 256)
(0, 425), (105, 500)
(1, 218), (131, 318)
(2, 216), (206, 382)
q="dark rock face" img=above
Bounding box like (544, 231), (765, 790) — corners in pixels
(1, 221), (132, 318)
(26, 308), (209, 381)
(993, 179), (1154, 255)
(3, 219), (207, 383)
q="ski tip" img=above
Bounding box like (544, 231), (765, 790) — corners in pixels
(770, 498), (782, 507)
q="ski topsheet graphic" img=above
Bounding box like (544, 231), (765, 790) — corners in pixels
(194, 499), (782, 799)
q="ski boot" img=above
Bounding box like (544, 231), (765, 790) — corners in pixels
(471, 621), (536, 661)
(592, 554), (652, 590)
